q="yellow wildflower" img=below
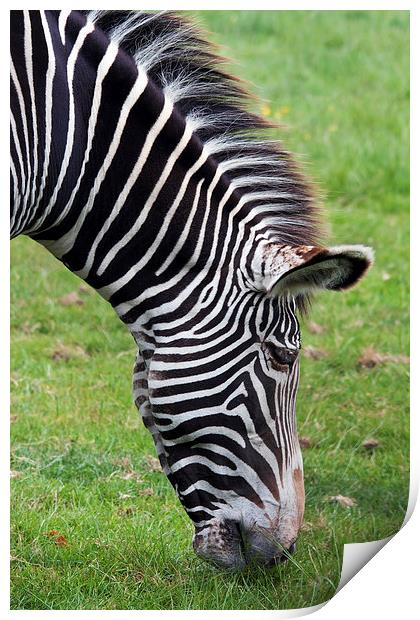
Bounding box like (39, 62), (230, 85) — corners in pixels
(260, 103), (271, 117)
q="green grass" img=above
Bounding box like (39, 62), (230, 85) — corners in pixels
(10, 10), (409, 610)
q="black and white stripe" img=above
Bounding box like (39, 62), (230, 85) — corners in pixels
(10, 10), (373, 568)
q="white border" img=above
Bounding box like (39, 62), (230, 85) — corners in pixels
(3, 2), (416, 617)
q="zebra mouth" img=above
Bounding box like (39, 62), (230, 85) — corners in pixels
(192, 520), (296, 569)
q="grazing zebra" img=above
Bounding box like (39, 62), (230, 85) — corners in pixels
(10, 10), (373, 569)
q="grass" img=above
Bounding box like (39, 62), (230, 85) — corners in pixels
(10, 10), (409, 610)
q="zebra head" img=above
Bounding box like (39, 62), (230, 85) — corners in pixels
(133, 242), (372, 569)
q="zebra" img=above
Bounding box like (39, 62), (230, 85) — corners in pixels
(10, 10), (373, 570)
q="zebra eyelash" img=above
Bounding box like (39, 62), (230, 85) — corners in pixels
(262, 342), (299, 372)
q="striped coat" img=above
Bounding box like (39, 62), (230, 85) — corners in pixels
(10, 10), (372, 568)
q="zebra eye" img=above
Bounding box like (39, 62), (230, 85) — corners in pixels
(265, 343), (298, 371)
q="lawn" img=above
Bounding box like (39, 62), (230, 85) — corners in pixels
(10, 10), (409, 610)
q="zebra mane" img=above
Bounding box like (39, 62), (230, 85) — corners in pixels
(83, 10), (324, 310)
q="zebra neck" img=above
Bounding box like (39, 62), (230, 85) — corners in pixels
(11, 9), (236, 334)
(35, 96), (235, 333)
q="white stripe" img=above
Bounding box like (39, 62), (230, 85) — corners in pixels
(9, 112), (25, 199)
(178, 480), (264, 517)
(23, 11), (38, 211)
(33, 11), (56, 225)
(58, 10), (71, 45)
(162, 426), (246, 449)
(10, 59), (31, 221)
(10, 158), (20, 232)
(43, 19), (95, 225)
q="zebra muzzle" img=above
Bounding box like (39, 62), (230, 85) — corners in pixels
(243, 526), (297, 566)
(192, 520), (246, 570)
(192, 520), (297, 570)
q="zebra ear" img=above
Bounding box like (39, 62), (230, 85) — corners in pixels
(254, 244), (374, 296)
